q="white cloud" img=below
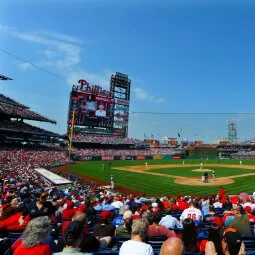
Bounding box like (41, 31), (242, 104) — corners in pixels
(38, 31), (83, 44)
(156, 97), (165, 104)
(133, 87), (154, 101)
(1, 25), (83, 72)
(18, 62), (33, 71)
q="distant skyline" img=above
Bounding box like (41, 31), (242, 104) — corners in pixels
(1, 0), (255, 142)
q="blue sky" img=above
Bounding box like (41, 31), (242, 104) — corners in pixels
(1, 0), (255, 142)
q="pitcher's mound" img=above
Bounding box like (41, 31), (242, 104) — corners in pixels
(175, 177), (234, 186)
(192, 169), (214, 172)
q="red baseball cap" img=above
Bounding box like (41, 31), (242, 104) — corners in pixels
(100, 210), (113, 219)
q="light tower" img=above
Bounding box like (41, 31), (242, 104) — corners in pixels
(228, 120), (238, 144)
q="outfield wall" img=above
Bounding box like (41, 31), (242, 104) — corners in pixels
(71, 154), (186, 161)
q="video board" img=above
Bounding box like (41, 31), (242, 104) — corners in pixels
(68, 90), (114, 128)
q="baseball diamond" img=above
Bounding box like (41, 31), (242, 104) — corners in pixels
(58, 159), (255, 196)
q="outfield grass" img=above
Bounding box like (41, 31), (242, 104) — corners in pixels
(67, 159), (255, 195)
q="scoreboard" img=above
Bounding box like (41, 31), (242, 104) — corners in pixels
(68, 81), (115, 128)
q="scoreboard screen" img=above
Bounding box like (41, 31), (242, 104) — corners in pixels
(68, 90), (114, 128)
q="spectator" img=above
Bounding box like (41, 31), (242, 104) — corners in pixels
(115, 217), (133, 239)
(12, 216), (52, 255)
(112, 205), (129, 227)
(200, 223), (223, 255)
(93, 210), (116, 238)
(181, 219), (198, 252)
(205, 228), (245, 255)
(119, 219), (153, 255)
(228, 204), (251, 235)
(54, 221), (92, 255)
(203, 205), (222, 227)
(160, 237), (184, 255)
(159, 207), (182, 229)
(147, 211), (175, 239)
(180, 201), (202, 223)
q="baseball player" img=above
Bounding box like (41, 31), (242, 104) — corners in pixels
(110, 174), (114, 190)
(212, 170), (215, 181)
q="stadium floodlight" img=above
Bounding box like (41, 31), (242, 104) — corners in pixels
(0, 74), (13, 80)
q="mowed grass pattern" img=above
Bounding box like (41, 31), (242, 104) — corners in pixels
(67, 159), (255, 195)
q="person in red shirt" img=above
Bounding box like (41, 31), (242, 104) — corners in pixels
(244, 206), (255, 222)
(147, 211), (175, 239)
(12, 216), (52, 255)
(178, 197), (189, 211)
(61, 211), (89, 236)
(218, 186), (226, 203)
(61, 200), (78, 220)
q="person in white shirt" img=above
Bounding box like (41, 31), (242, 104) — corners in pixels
(180, 201), (202, 223)
(160, 208), (182, 229)
(213, 198), (222, 208)
(111, 198), (123, 209)
(119, 219), (154, 255)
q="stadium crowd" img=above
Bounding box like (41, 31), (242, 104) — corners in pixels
(73, 134), (145, 145)
(0, 160), (254, 255)
(71, 148), (175, 158)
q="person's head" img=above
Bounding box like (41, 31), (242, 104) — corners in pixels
(123, 218), (133, 233)
(221, 228), (242, 255)
(22, 216), (51, 248)
(160, 237), (184, 255)
(119, 205), (129, 216)
(189, 201), (195, 208)
(182, 219), (197, 252)
(209, 205), (215, 213)
(98, 103), (105, 110)
(100, 210), (113, 223)
(64, 221), (84, 248)
(231, 204), (242, 217)
(165, 207), (172, 216)
(208, 223), (222, 254)
(131, 219), (149, 242)
(72, 211), (86, 224)
(152, 211), (162, 225)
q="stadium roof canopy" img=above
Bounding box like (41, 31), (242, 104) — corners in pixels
(0, 74), (13, 80)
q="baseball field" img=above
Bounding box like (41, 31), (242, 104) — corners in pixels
(59, 159), (255, 196)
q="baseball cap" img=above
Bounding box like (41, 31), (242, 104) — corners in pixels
(244, 206), (252, 213)
(222, 228), (242, 254)
(100, 210), (113, 219)
(64, 221), (83, 242)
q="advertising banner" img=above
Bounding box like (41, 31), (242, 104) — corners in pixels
(102, 156), (114, 161)
(115, 98), (130, 105)
(163, 155), (173, 160)
(153, 155), (163, 160)
(146, 156), (153, 160)
(81, 156), (101, 161)
(137, 155), (146, 160)
(121, 155), (136, 160)
(173, 156), (181, 160)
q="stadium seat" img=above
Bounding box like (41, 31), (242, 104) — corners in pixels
(242, 235), (255, 250)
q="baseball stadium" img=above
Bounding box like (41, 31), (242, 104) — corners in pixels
(2, 2), (255, 254)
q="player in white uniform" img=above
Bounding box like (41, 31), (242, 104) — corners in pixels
(240, 160), (242, 165)
(200, 162), (203, 170)
(145, 162), (148, 167)
(180, 202), (203, 222)
(110, 174), (114, 190)
(212, 170), (215, 181)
